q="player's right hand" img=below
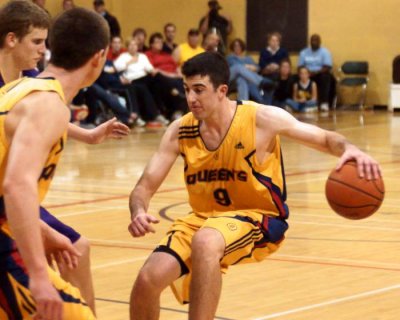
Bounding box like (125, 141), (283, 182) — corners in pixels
(43, 226), (81, 270)
(30, 277), (63, 320)
(128, 213), (160, 237)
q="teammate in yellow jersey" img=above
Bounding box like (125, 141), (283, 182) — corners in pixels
(128, 52), (381, 320)
(0, 7), (110, 320)
(0, 1), (130, 314)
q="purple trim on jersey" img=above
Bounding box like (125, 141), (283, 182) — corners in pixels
(0, 69), (39, 87)
(40, 207), (81, 243)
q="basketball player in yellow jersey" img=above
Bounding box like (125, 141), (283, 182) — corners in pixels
(128, 52), (381, 320)
(0, 7), (110, 320)
(0, 1), (129, 313)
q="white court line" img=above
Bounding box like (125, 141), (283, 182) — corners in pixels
(293, 220), (400, 232)
(91, 256), (147, 270)
(89, 238), (156, 249)
(274, 253), (400, 269)
(56, 207), (112, 218)
(290, 212), (400, 224)
(251, 283), (400, 320)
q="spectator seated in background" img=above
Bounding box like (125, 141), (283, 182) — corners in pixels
(272, 59), (295, 108)
(107, 35), (126, 61)
(227, 38), (275, 103)
(259, 32), (289, 81)
(199, 0), (232, 54)
(298, 34), (333, 111)
(285, 66), (318, 113)
(172, 28), (205, 67)
(202, 28), (224, 54)
(79, 84), (138, 128)
(146, 33), (188, 120)
(132, 27), (148, 53)
(62, 0), (75, 10)
(162, 23), (178, 54)
(93, 0), (121, 37)
(114, 38), (168, 126)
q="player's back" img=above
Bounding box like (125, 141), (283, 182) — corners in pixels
(0, 77), (67, 215)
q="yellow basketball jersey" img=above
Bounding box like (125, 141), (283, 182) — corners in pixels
(178, 102), (289, 219)
(0, 77), (67, 207)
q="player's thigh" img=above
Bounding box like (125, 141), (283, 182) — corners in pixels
(155, 213), (204, 275)
(202, 213), (284, 267)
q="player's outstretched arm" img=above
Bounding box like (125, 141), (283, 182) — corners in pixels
(257, 105), (381, 179)
(3, 92), (70, 320)
(67, 117), (130, 144)
(128, 120), (181, 237)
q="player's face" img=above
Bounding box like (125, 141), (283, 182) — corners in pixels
(183, 75), (226, 120)
(13, 27), (47, 70)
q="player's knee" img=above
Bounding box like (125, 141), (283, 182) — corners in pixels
(134, 266), (163, 294)
(192, 228), (225, 259)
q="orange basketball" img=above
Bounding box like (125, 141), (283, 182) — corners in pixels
(325, 161), (384, 219)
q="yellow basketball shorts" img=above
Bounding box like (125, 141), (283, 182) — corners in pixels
(0, 221), (95, 320)
(154, 210), (288, 304)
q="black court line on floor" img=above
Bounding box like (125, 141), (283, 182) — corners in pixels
(95, 297), (236, 320)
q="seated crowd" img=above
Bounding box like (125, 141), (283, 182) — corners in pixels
(47, 0), (337, 128)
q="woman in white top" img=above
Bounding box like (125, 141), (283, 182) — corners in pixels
(114, 39), (167, 125)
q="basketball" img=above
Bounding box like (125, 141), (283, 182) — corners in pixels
(325, 161), (384, 219)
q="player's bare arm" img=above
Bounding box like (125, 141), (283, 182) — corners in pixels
(128, 120), (181, 237)
(67, 117), (130, 144)
(256, 105), (381, 179)
(3, 92), (70, 320)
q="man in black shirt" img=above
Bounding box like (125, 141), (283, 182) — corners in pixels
(199, 0), (232, 50)
(93, 0), (121, 37)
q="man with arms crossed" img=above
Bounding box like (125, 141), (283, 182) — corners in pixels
(0, 6), (110, 320)
(128, 52), (381, 320)
(0, 1), (129, 314)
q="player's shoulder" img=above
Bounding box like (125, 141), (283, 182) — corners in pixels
(16, 89), (68, 120)
(255, 103), (295, 132)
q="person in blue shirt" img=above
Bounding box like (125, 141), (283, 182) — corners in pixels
(227, 38), (272, 103)
(298, 34), (333, 111)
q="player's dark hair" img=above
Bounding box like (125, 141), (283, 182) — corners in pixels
(182, 52), (230, 89)
(49, 7), (110, 70)
(0, 0), (50, 48)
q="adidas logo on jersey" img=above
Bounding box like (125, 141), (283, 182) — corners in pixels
(234, 142), (245, 149)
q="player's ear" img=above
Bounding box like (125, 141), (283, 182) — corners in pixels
(4, 32), (18, 48)
(91, 48), (106, 67)
(218, 84), (229, 98)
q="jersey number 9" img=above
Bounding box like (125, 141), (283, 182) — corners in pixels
(213, 188), (232, 206)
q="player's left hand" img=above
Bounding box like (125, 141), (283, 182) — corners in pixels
(89, 117), (130, 144)
(336, 145), (381, 180)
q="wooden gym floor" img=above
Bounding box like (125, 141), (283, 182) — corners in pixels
(43, 109), (400, 320)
